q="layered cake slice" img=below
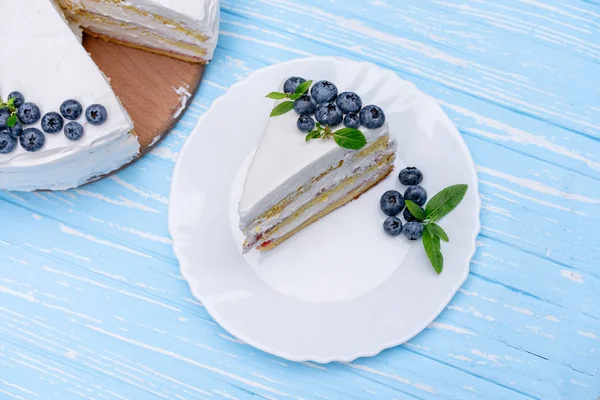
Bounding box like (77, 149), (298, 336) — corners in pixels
(239, 78), (397, 253)
(58, 0), (220, 63)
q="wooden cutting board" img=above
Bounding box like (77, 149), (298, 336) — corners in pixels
(82, 34), (205, 174)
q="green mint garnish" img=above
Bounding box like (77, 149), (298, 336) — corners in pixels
(333, 128), (367, 150)
(405, 200), (426, 221)
(270, 101), (294, 117)
(422, 227), (443, 274)
(6, 115), (17, 128)
(415, 184), (468, 274)
(266, 92), (288, 100)
(265, 79), (367, 150)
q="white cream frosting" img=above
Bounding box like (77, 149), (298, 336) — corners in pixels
(61, 0), (220, 60)
(242, 139), (396, 252)
(239, 93), (392, 224)
(0, 0), (138, 191)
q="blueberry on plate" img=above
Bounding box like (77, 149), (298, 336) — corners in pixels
(86, 104), (107, 125)
(359, 105), (385, 129)
(293, 94), (317, 116)
(8, 91), (25, 108)
(311, 80), (338, 104)
(403, 204), (424, 222)
(64, 121), (84, 141)
(0, 108), (10, 129)
(41, 112), (64, 133)
(399, 166), (423, 185)
(60, 99), (83, 120)
(380, 190), (405, 216)
(343, 112), (361, 129)
(20, 128), (45, 152)
(404, 185), (427, 206)
(315, 102), (343, 127)
(383, 216), (403, 236)
(0, 130), (16, 154)
(8, 121), (23, 139)
(336, 92), (362, 114)
(297, 116), (315, 133)
(18, 102), (41, 124)
(403, 221), (424, 240)
(283, 77), (306, 94)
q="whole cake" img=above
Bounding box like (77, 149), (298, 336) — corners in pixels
(238, 77), (397, 253)
(0, 0), (219, 191)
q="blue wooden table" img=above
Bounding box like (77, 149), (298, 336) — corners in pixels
(2, 0), (599, 399)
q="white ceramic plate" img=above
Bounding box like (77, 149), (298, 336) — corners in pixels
(169, 57), (480, 363)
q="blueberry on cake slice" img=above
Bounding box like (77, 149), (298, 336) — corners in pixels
(238, 77), (397, 253)
(57, 0), (219, 63)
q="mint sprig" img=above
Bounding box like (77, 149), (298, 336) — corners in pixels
(405, 184), (468, 274)
(266, 80), (313, 116)
(305, 123), (366, 150)
(0, 96), (19, 128)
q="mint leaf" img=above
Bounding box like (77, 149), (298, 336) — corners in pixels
(305, 130), (321, 142)
(6, 115), (17, 128)
(333, 128), (367, 150)
(423, 227), (443, 274)
(294, 80), (312, 95)
(290, 92), (303, 101)
(270, 101), (294, 117)
(405, 200), (426, 221)
(426, 184), (468, 222)
(6, 97), (15, 110)
(266, 92), (288, 100)
(428, 222), (449, 242)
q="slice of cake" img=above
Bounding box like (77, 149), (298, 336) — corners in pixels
(58, 0), (220, 63)
(238, 78), (397, 253)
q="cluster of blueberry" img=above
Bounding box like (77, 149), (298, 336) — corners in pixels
(0, 91), (108, 154)
(379, 167), (428, 239)
(283, 77), (386, 133)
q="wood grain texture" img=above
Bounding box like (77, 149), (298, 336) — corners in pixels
(83, 35), (204, 156)
(1, 0), (599, 399)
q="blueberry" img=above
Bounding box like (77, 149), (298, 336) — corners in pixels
(359, 105), (385, 129)
(19, 128), (45, 152)
(17, 102), (41, 124)
(283, 77), (306, 94)
(297, 116), (315, 133)
(41, 112), (64, 133)
(310, 80), (338, 104)
(8, 121), (23, 139)
(380, 190), (405, 216)
(336, 92), (362, 114)
(293, 94), (317, 116)
(403, 205), (424, 222)
(383, 216), (403, 236)
(8, 91), (25, 108)
(399, 167), (423, 185)
(404, 185), (427, 206)
(315, 102), (343, 127)
(64, 121), (84, 141)
(60, 99), (83, 120)
(0, 108), (10, 129)
(0, 131), (16, 154)
(86, 104), (107, 125)
(403, 221), (424, 240)
(343, 113), (361, 129)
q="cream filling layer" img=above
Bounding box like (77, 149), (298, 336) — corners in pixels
(250, 157), (395, 252)
(71, 13), (208, 57)
(60, 0), (218, 59)
(242, 136), (394, 236)
(243, 139), (397, 251)
(0, 132), (139, 191)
